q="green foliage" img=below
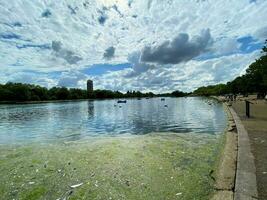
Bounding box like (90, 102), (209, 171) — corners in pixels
(0, 83), (88, 102)
(0, 83), (189, 102)
(194, 84), (228, 96)
(171, 90), (189, 97)
(193, 40), (267, 96)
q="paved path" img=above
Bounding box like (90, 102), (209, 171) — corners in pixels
(232, 100), (267, 200)
(229, 107), (258, 200)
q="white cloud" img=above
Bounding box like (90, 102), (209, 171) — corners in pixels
(92, 50), (260, 93)
(0, 0), (267, 91)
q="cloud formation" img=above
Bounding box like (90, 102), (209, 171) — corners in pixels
(0, 0), (267, 92)
(103, 46), (115, 59)
(141, 29), (212, 64)
(51, 41), (82, 64)
(57, 71), (87, 87)
(125, 52), (155, 77)
(41, 9), (52, 18)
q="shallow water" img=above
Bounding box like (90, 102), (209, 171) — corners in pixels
(0, 97), (226, 144)
(0, 133), (224, 200)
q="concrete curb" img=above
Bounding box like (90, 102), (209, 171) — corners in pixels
(211, 103), (237, 200)
(229, 107), (258, 200)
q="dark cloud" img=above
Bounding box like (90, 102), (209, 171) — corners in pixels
(0, 32), (21, 40)
(249, 0), (257, 3)
(41, 9), (52, 18)
(51, 41), (61, 51)
(97, 5), (123, 24)
(112, 5), (123, 17)
(97, 9), (108, 25)
(51, 41), (82, 64)
(67, 5), (78, 14)
(83, 1), (90, 8)
(103, 46), (115, 59)
(141, 29), (212, 64)
(0, 32), (33, 44)
(16, 43), (51, 50)
(13, 22), (22, 27)
(128, 0), (134, 8)
(3, 22), (22, 28)
(98, 15), (107, 24)
(125, 52), (155, 78)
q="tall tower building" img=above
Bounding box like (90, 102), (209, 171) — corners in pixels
(87, 80), (93, 94)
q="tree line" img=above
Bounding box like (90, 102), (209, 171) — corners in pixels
(0, 83), (188, 102)
(193, 40), (267, 97)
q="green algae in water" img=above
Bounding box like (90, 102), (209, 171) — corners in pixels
(0, 133), (223, 200)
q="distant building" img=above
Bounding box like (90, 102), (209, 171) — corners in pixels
(87, 80), (93, 94)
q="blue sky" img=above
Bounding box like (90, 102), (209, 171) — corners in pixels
(81, 63), (131, 76)
(0, 0), (267, 92)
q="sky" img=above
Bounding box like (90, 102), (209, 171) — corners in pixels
(0, 0), (267, 93)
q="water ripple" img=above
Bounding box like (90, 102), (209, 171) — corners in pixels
(0, 97), (227, 144)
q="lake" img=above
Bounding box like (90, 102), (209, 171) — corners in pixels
(0, 97), (226, 144)
(0, 97), (227, 200)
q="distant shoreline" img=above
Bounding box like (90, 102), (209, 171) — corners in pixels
(0, 96), (188, 105)
(0, 99), (90, 105)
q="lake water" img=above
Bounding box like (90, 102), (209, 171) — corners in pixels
(0, 97), (226, 144)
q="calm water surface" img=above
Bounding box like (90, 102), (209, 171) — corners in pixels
(0, 97), (227, 144)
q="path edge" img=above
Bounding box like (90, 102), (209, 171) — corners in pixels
(210, 96), (258, 200)
(229, 107), (258, 200)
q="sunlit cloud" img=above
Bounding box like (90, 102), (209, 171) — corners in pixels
(0, 0), (267, 91)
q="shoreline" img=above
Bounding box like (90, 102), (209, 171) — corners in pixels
(211, 98), (238, 200)
(0, 99), (90, 105)
(0, 97), (185, 105)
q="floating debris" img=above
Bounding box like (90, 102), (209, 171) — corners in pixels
(117, 100), (127, 103)
(29, 182), (35, 185)
(70, 183), (83, 188)
(176, 192), (182, 196)
(95, 180), (98, 187)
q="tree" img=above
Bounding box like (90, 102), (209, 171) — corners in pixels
(193, 40), (267, 97)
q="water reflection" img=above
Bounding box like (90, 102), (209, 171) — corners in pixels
(0, 97), (227, 144)
(87, 101), (95, 118)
